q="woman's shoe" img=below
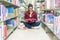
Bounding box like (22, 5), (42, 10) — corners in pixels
(32, 26), (40, 29)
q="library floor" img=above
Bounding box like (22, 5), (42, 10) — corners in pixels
(7, 26), (51, 40)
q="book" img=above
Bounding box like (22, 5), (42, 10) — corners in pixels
(4, 25), (7, 38)
(58, 17), (60, 37)
(6, 19), (15, 27)
(6, 7), (14, 18)
(54, 17), (58, 34)
(13, 0), (16, 4)
(0, 6), (1, 16)
(0, 4), (8, 21)
(14, 9), (17, 16)
(7, 0), (12, 3)
(46, 14), (54, 23)
(26, 18), (36, 21)
(16, 0), (20, 6)
(0, 24), (4, 40)
(6, 7), (14, 13)
(0, 26), (2, 40)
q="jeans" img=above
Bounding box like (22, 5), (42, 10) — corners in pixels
(22, 21), (40, 29)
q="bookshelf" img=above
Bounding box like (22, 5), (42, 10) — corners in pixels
(0, 0), (20, 40)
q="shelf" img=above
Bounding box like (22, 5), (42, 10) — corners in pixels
(42, 21), (60, 39)
(5, 16), (17, 21)
(40, 9), (54, 11)
(41, 9), (60, 11)
(0, 16), (17, 23)
(7, 27), (14, 36)
(7, 26), (17, 36)
(8, 26), (17, 36)
(57, 35), (60, 40)
(5, 26), (17, 40)
(37, 0), (45, 2)
(21, 3), (27, 8)
(46, 24), (54, 32)
(23, 0), (28, 6)
(43, 22), (54, 33)
(0, 0), (19, 8)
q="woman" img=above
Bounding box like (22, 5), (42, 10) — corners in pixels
(23, 4), (40, 29)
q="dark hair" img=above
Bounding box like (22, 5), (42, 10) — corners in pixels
(28, 4), (33, 8)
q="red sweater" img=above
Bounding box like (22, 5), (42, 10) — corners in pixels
(24, 10), (37, 23)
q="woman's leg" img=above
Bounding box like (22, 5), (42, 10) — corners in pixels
(32, 22), (40, 26)
(22, 21), (32, 29)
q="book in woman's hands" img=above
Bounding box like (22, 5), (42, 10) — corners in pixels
(26, 18), (36, 22)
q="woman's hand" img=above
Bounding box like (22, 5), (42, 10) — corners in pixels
(29, 19), (34, 22)
(25, 19), (28, 22)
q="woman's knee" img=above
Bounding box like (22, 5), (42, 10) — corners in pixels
(34, 22), (40, 26)
(36, 22), (40, 26)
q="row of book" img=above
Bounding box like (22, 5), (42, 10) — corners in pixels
(0, 4), (18, 21)
(0, 4), (18, 39)
(54, 16), (60, 38)
(42, 10), (60, 38)
(45, 0), (60, 9)
(42, 10), (54, 23)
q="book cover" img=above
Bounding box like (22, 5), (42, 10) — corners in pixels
(6, 7), (14, 14)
